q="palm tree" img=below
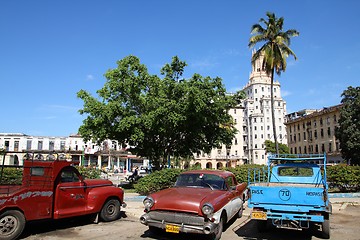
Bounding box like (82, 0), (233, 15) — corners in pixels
(249, 12), (299, 154)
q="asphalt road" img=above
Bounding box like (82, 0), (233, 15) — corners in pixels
(20, 203), (360, 240)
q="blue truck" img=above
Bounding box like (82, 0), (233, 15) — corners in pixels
(247, 154), (331, 239)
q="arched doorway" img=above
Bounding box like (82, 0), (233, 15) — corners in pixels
(216, 162), (223, 169)
(194, 162), (201, 169)
(206, 162), (212, 169)
(13, 155), (19, 165)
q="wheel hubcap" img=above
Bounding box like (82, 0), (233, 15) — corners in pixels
(0, 216), (17, 235)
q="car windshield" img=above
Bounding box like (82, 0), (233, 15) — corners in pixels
(175, 173), (226, 190)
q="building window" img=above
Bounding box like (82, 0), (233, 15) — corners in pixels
(315, 144), (319, 153)
(303, 132), (306, 140)
(321, 144), (325, 153)
(329, 142), (332, 152)
(14, 141), (19, 151)
(4, 141), (10, 151)
(234, 138), (238, 145)
(304, 146), (307, 154)
(49, 141), (55, 151)
(60, 141), (66, 151)
(326, 117), (330, 125)
(27, 140), (32, 150)
(38, 141), (43, 150)
(314, 130), (318, 139)
(321, 129), (324, 138)
(327, 127), (331, 136)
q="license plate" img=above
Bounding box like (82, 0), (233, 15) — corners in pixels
(165, 224), (180, 233)
(252, 211), (267, 220)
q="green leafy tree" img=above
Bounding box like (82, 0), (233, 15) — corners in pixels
(264, 140), (289, 154)
(249, 12), (299, 154)
(77, 56), (245, 168)
(335, 86), (360, 165)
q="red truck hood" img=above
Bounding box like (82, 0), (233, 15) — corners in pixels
(150, 187), (223, 214)
(83, 179), (114, 187)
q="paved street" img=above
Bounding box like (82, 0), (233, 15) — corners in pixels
(20, 194), (360, 240)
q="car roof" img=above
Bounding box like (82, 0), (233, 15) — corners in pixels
(181, 169), (233, 178)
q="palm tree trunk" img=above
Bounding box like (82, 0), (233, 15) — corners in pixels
(270, 68), (279, 155)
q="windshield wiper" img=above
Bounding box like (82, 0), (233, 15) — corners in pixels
(201, 179), (214, 190)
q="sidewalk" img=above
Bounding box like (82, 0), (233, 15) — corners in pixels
(123, 192), (360, 219)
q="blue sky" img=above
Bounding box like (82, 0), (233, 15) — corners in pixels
(0, 0), (359, 137)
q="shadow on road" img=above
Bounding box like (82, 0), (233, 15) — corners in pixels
(232, 217), (314, 240)
(19, 211), (129, 239)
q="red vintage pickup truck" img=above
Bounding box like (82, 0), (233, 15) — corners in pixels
(0, 152), (126, 240)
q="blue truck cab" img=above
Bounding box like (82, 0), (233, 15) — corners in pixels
(248, 154), (331, 239)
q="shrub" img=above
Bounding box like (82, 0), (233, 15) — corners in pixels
(327, 164), (360, 192)
(224, 164), (265, 183)
(76, 166), (101, 179)
(0, 168), (23, 185)
(134, 168), (184, 195)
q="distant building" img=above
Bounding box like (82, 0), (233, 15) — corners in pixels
(284, 104), (344, 164)
(0, 133), (143, 171)
(192, 50), (288, 167)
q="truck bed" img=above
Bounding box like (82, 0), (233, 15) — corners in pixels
(250, 182), (323, 188)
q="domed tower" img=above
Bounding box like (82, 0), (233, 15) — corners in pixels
(242, 50), (287, 164)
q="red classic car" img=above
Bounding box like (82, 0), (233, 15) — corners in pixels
(140, 170), (248, 240)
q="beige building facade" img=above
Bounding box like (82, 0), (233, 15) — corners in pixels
(285, 104), (344, 164)
(192, 51), (288, 168)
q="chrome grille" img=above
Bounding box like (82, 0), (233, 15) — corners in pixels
(149, 211), (205, 226)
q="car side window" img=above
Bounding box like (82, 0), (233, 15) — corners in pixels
(60, 169), (80, 183)
(225, 176), (234, 190)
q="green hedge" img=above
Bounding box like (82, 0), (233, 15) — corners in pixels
(0, 168), (23, 185)
(76, 166), (101, 179)
(327, 164), (360, 192)
(134, 168), (184, 195)
(133, 164), (360, 195)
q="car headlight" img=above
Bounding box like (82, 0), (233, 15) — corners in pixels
(202, 203), (214, 216)
(143, 196), (154, 210)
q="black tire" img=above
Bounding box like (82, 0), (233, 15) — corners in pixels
(208, 215), (224, 240)
(237, 203), (244, 218)
(0, 210), (26, 240)
(100, 199), (121, 222)
(321, 219), (330, 239)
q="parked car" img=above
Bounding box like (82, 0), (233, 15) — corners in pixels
(140, 170), (248, 240)
(0, 151), (126, 240)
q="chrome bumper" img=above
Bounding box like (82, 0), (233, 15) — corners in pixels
(140, 213), (217, 235)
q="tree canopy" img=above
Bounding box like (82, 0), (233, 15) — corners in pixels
(77, 55), (245, 168)
(264, 140), (289, 155)
(249, 12), (299, 154)
(335, 86), (360, 165)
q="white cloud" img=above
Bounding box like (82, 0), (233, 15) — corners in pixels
(190, 58), (218, 69)
(86, 74), (95, 80)
(281, 90), (291, 97)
